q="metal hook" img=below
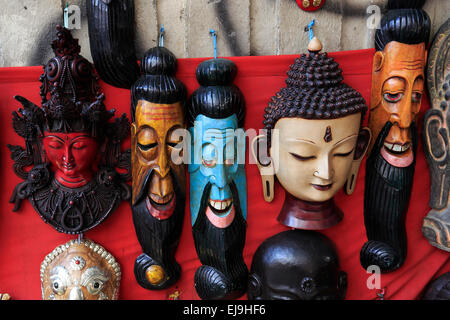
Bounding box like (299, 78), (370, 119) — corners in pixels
(159, 24), (165, 47)
(304, 19), (315, 41)
(209, 29), (217, 59)
(78, 232), (84, 245)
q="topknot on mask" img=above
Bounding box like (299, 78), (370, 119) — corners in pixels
(188, 57), (245, 127)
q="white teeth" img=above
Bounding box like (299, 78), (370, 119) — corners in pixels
(384, 142), (410, 153)
(209, 199), (232, 211)
(384, 142), (394, 150)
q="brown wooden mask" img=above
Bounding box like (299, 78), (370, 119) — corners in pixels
(360, 4), (431, 273)
(40, 239), (121, 300)
(369, 41), (427, 166)
(131, 101), (185, 210)
(130, 46), (187, 290)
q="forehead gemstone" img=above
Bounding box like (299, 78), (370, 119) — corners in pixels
(70, 256), (86, 271)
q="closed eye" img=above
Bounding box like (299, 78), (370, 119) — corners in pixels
(334, 149), (354, 157)
(290, 153), (316, 161)
(167, 142), (180, 148)
(383, 92), (403, 103)
(138, 142), (157, 151)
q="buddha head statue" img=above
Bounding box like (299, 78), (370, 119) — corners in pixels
(40, 239), (121, 300)
(248, 229), (347, 300)
(252, 38), (370, 230)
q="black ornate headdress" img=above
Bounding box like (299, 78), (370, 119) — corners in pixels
(38, 25), (116, 140)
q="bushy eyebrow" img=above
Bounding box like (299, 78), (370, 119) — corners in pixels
(80, 267), (109, 286)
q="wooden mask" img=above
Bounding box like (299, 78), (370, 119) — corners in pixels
(8, 26), (131, 234)
(253, 39), (370, 230)
(248, 230), (347, 300)
(422, 18), (450, 252)
(360, 2), (431, 273)
(187, 58), (248, 300)
(40, 239), (121, 300)
(130, 46), (187, 290)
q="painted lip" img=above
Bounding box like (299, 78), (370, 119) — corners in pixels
(208, 198), (233, 215)
(146, 194), (176, 220)
(381, 146), (414, 167)
(150, 192), (174, 205)
(312, 184), (333, 191)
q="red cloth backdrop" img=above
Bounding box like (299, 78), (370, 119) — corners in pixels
(0, 49), (448, 300)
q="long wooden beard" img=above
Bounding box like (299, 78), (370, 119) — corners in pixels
(192, 182), (248, 300)
(131, 169), (185, 290)
(360, 121), (417, 273)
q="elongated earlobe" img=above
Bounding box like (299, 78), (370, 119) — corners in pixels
(251, 135), (275, 202)
(345, 127), (371, 195)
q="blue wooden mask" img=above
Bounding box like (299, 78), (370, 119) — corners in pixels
(187, 56), (248, 300)
(189, 114), (247, 227)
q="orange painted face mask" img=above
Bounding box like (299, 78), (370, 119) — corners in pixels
(369, 41), (427, 167)
(131, 100), (185, 219)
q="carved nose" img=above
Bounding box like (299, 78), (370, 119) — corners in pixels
(68, 287), (84, 300)
(210, 165), (228, 189)
(149, 173), (174, 199)
(63, 146), (74, 163)
(387, 125), (410, 145)
(390, 100), (412, 129)
(314, 156), (334, 181)
(155, 149), (170, 178)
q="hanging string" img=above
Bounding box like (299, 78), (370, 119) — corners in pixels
(159, 24), (165, 47)
(209, 29), (217, 59)
(305, 19), (315, 41)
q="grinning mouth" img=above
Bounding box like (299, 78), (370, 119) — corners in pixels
(146, 193), (176, 220)
(383, 142), (411, 155)
(208, 198), (233, 215)
(312, 184), (333, 191)
(150, 192), (174, 206)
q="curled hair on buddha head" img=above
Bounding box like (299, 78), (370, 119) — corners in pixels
(263, 46), (368, 144)
(131, 46), (187, 122)
(375, 1), (431, 51)
(187, 58), (245, 127)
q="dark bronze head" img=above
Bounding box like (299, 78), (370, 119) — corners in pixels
(248, 230), (347, 300)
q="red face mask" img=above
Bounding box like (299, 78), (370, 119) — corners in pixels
(43, 132), (99, 188)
